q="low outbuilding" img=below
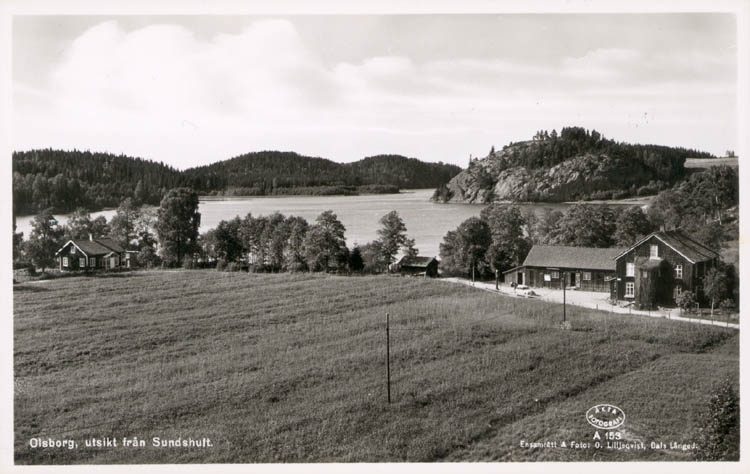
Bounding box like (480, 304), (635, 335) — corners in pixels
(394, 255), (439, 278)
(502, 245), (626, 292)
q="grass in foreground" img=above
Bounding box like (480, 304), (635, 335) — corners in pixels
(14, 270), (738, 463)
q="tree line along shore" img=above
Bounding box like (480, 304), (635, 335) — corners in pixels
(12, 149), (461, 216)
(13, 152), (738, 315)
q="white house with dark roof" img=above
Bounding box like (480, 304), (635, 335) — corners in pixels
(502, 245), (626, 292)
(55, 235), (133, 271)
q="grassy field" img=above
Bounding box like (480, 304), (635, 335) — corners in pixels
(685, 157), (739, 169)
(14, 270), (738, 463)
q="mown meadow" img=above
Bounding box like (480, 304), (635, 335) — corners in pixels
(13, 270), (738, 463)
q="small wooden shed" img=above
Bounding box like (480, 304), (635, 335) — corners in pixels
(394, 256), (439, 278)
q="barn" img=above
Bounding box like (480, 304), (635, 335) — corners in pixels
(613, 230), (720, 309)
(55, 235), (133, 271)
(394, 255), (439, 278)
(502, 245), (625, 292)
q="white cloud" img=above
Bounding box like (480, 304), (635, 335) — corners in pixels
(12, 18), (737, 167)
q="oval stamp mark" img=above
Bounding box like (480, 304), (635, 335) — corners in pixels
(586, 404), (625, 430)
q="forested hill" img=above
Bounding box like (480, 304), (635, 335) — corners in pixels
(347, 155), (462, 189)
(181, 151), (461, 193)
(436, 127), (716, 203)
(13, 149), (461, 215)
(13, 149), (184, 216)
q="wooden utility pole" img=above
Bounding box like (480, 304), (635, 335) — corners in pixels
(386, 312), (391, 404)
(562, 272), (567, 323)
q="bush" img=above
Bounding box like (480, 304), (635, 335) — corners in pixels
(215, 259), (227, 271)
(676, 290), (697, 312)
(137, 246), (162, 269)
(694, 379), (739, 461)
(590, 190), (613, 200)
(226, 262), (240, 272)
(182, 259), (196, 270)
(285, 261), (307, 273)
(719, 298), (736, 314)
(612, 190), (631, 200)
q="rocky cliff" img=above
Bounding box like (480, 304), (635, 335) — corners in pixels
(436, 128), (706, 203)
(445, 153), (654, 203)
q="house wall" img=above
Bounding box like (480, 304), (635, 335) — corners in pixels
(614, 236), (709, 304)
(518, 266), (614, 292)
(400, 261), (438, 277)
(57, 245), (89, 271)
(57, 243), (123, 271)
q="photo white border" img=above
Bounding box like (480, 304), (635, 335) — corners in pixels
(1, 1), (748, 473)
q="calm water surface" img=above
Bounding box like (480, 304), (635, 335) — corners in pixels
(15, 190), (638, 258)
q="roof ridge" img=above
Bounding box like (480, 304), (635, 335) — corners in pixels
(672, 230), (719, 255)
(660, 230), (719, 258)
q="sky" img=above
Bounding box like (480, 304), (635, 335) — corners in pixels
(12, 14), (738, 169)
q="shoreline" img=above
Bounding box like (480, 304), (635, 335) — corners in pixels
(197, 189), (416, 202)
(436, 195), (654, 207)
(14, 191), (653, 219)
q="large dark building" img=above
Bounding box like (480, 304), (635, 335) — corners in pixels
(613, 230), (720, 309)
(502, 245), (625, 292)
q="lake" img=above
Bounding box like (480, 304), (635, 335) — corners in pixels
(15, 190), (645, 259)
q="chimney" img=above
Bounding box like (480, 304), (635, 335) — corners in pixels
(89, 233), (93, 241)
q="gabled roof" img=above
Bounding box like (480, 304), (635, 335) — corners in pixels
(95, 237), (125, 253)
(397, 255), (438, 268)
(615, 230), (719, 264)
(57, 238), (127, 257)
(501, 265), (524, 275)
(521, 245), (626, 271)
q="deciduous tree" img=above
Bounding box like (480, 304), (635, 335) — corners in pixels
(614, 206), (654, 246)
(303, 210), (348, 272)
(480, 204), (531, 273)
(63, 208), (110, 241)
(154, 188), (201, 266)
(439, 217), (492, 278)
(552, 204), (615, 247)
(24, 209), (63, 272)
(109, 198), (141, 248)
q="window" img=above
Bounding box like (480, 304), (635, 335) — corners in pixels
(626, 262), (635, 277)
(675, 264), (683, 279)
(583, 272), (591, 281)
(641, 270), (648, 279)
(550, 271), (559, 279)
(625, 282), (635, 298)
(62, 257), (69, 267)
(650, 244), (659, 259)
(70, 246), (76, 254)
(89, 257), (96, 267)
(673, 286), (682, 299)
(79, 257), (86, 267)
